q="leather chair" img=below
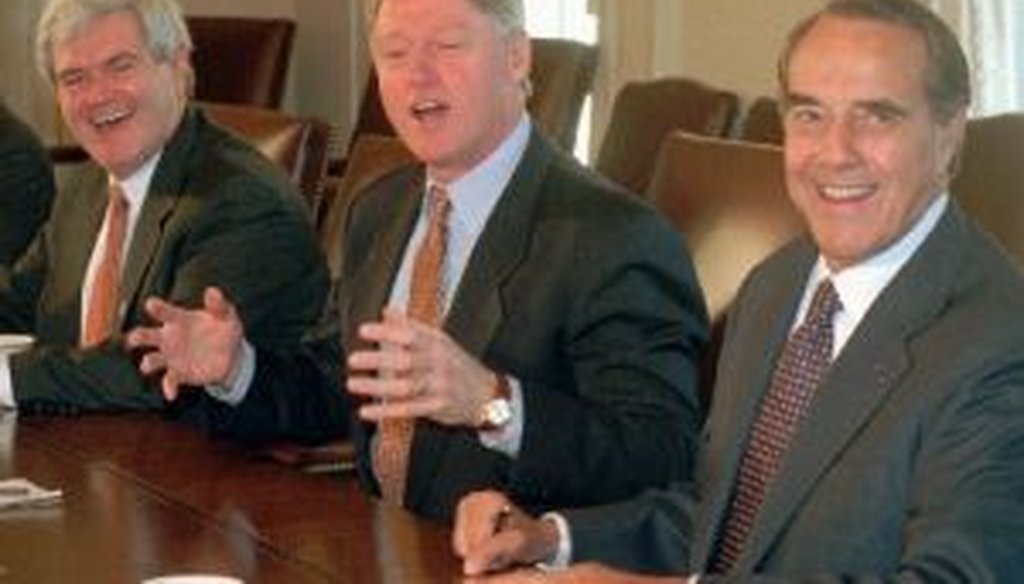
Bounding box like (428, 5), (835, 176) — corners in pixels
(321, 134), (416, 278)
(186, 16), (296, 108)
(527, 37), (599, 151)
(200, 102), (332, 215)
(595, 78), (740, 196)
(346, 37), (598, 154)
(952, 113), (1024, 265)
(647, 131), (803, 410)
(741, 96), (784, 145)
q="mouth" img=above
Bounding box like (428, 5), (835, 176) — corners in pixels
(409, 99), (450, 122)
(818, 183), (876, 203)
(89, 103), (133, 131)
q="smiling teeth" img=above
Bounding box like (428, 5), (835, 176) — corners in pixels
(92, 108), (130, 126)
(821, 185), (873, 200)
(411, 100), (444, 114)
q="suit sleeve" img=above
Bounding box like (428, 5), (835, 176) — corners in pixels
(9, 174), (331, 436)
(508, 209), (708, 509)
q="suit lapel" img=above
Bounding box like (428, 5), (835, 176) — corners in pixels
(346, 172), (424, 341)
(691, 241), (814, 570)
(119, 108), (201, 325)
(736, 206), (967, 569)
(444, 130), (551, 355)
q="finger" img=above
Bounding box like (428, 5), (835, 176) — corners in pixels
(357, 395), (443, 421)
(162, 370), (181, 401)
(346, 375), (421, 401)
(454, 491), (508, 557)
(124, 326), (160, 350)
(358, 320), (416, 347)
(144, 296), (189, 325)
(139, 350), (167, 375)
(204, 286), (238, 320)
(347, 348), (415, 374)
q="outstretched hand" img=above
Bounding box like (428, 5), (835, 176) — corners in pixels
(126, 287), (245, 401)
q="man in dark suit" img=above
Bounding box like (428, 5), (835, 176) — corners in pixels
(0, 103), (55, 268)
(453, 0), (1024, 580)
(0, 0), (335, 444)
(127, 0), (708, 522)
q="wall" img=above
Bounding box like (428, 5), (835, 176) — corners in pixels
(677, 0), (824, 103)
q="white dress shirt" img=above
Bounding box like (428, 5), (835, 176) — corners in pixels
(0, 153), (161, 408)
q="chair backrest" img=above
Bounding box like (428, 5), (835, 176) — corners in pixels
(740, 96), (784, 145)
(187, 16), (296, 108)
(201, 102), (332, 214)
(348, 38), (598, 152)
(951, 113), (1024, 266)
(648, 131), (803, 409)
(527, 37), (598, 151)
(321, 134), (416, 279)
(595, 78), (740, 196)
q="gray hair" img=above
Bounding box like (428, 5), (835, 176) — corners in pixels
(778, 0), (970, 123)
(36, 0), (192, 83)
(365, 0), (525, 36)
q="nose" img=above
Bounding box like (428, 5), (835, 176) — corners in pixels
(817, 117), (860, 167)
(407, 47), (440, 88)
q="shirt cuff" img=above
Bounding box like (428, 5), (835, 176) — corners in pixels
(204, 339), (255, 406)
(478, 375), (524, 456)
(0, 354), (14, 409)
(535, 511), (572, 571)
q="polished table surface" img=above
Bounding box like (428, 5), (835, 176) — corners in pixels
(0, 413), (461, 583)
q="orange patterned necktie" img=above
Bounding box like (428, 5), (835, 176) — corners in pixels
(711, 279), (842, 573)
(82, 184), (128, 347)
(374, 185), (451, 505)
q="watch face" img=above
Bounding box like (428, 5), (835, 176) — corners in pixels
(482, 398), (513, 428)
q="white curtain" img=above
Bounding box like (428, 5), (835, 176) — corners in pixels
(925, 0), (1024, 115)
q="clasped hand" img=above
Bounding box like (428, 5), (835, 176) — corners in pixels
(347, 306), (495, 427)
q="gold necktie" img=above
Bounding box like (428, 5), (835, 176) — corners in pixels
(82, 184), (128, 347)
(374, 185), (451, 505)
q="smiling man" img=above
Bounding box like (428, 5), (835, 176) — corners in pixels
(127, 0), (708, 522)
(453, 0), (1024, 581)
(0, 0), (338, 444)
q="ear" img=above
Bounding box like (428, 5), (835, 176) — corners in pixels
(505, 30), (531, 88)
(936, 108), (967, 185)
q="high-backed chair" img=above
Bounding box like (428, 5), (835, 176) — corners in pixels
(647, 131), (803, 409)
(200, 102), (332, 214)
(527, 37), (599, 151)
(321, 134), (416, 278)
(346, 37), (599, 154)
(596, 78), (740, 196)
(186, 16), (296, 108)
(741, 96), (784, 145)
(952, 113), (1024, 265)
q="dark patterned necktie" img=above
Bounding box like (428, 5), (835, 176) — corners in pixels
(373, 185), (451, 505)
(711, 279), (842, 573)
(82, 184), (128, 347)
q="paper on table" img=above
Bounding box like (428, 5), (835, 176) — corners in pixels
(0, 477), (62, 510)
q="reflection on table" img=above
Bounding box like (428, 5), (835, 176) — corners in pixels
(0, 413), (460, 583)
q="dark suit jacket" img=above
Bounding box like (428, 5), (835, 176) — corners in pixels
(0, 104), (55, 267)
(567, 202), (1024, 581)
(0, 107), (335, 443)
(339, 129), (708, 521)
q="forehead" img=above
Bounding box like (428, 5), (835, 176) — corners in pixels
(786, 15), (929, 101)
(53, 10), (146, 68)
(373, 0), (488, 36)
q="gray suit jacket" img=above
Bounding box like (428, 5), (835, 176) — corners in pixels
(568, 203), (1024, 582)
(0, 107), (331, 443)
(0, 104), (55, 267)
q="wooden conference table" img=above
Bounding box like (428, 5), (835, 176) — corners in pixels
(0, 413), (461, 583)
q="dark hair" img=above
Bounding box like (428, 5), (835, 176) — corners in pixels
(778, 0), (970, 122)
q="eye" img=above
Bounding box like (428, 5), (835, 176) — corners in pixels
(56, 69), (86, 90)
(786, 105), (824, 126)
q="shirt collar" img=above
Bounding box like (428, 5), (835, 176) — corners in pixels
(809, 193), (949, 326)
(426, 114), (532, 234)
(110, 150), (163, 210)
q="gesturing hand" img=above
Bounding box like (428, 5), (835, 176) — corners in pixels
(126, 287), (245, 401)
